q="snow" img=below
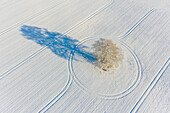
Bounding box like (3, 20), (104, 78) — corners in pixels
(0, 0), (169, 112)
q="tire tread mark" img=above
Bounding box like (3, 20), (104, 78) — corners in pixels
(121, 9), (156, 39)
(130, 58), (170, 113)
(38, 51), (74, 113)
(38, 72), (72, 113)
(69, 39), (142, 99)
(0, 47), (46, 80)
(0, 0), (113, 80)
(64, 0), (114, 34)
(37, 1), (114, 112)
(0, 0), (65, 36)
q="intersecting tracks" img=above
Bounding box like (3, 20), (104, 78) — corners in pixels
(38, 0), (114, 112)
(69, 39), (142, 99)
(0, 0), (114, 112)
(0, 0), (114, 80)
(0, 0), (160, 112)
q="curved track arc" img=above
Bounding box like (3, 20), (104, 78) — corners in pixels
(0, 0), (113, 80)
(38, 55), (73, 113)
(69, 38), (142, 99)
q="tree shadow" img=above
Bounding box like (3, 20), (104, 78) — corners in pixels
(20, 25), (96, 63)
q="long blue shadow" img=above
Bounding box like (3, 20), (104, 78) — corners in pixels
(21, 25), (96, 63)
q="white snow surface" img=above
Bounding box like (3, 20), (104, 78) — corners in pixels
(0, 0), (169, 112)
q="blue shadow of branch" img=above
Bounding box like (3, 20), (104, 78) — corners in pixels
(20, 25), (96, 63)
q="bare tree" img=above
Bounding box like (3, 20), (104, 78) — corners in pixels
(93, 38), (123, 71)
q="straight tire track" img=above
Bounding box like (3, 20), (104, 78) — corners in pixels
(121, 9), (156, 39)
(0, 47), (45, 80)
(38, 1), (114, 112)
(0, 1), (114, 112)
(0, 0), (66, 36)
(0, 0), (113, 80)
(130, 58), (170, 113)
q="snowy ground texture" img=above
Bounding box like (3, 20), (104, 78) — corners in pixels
(0, 0), (170, 112)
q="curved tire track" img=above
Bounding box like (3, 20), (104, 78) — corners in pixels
(69, 38), (142, 99)
(38, 1), (114, 112)
(0, 0), (113, 80)
(38, 63), (73, 113)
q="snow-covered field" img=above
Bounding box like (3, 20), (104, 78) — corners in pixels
(0, 0), (169, 112)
